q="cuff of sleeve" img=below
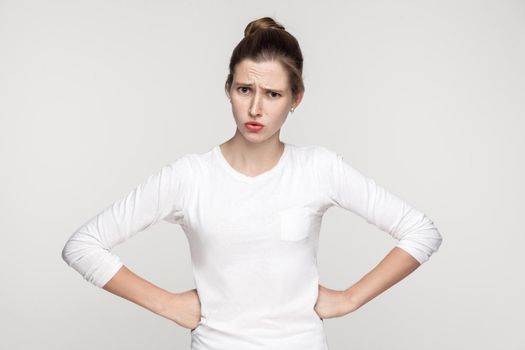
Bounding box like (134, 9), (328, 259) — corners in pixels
(88, 257), (124, 288)
(395, 242), (430, 265)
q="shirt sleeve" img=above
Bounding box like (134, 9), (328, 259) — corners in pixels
(61, 155), (192, 288)
(322, 148), (443, 264)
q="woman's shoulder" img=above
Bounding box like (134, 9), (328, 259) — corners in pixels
(167, 146), (213, 165)
(165, 146), (217, 181)
(289, 142), (338, 161)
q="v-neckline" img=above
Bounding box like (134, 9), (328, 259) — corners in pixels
(213, 142), (290, 183)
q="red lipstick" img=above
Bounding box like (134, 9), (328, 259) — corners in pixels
(245, 121), (264, 132)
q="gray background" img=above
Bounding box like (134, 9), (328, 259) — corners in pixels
(1, 0), (524, 349)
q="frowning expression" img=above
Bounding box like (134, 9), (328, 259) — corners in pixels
(229, 59), (297, 141)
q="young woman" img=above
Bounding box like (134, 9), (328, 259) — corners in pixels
(62, 17), (443, 350)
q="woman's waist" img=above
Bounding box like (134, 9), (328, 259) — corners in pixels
(192, 312), (326, 348)
(194, 267), (321, 314)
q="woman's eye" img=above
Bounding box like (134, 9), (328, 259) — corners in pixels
(237, 87), (280, 98)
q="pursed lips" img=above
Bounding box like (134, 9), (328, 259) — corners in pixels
(245, 121), (264, 126)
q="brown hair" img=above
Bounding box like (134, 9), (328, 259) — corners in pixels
(224, 17), (304, 102)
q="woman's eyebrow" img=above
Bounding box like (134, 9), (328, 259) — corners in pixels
(233, 82), (285, 93)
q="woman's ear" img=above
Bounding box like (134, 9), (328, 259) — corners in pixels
(292, 90), (305, 110)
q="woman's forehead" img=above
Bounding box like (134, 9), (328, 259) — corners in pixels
(234, 59), (288, 88)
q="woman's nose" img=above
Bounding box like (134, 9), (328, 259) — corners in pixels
(249, 93), (262, 117)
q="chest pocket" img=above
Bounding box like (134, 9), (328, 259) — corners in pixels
(278, 206), (319, 241)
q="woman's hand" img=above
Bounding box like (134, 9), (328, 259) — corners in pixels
(160, 288), (202, 331)
(314, 284), (358, 320)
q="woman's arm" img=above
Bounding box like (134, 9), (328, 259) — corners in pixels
(61, 156), (197, 328)
(102, 265), (201, 329)
(102, 265), (172, 316)
(61, 159), (188, 287)
(343, 246), (421, 313)
(315, 247), (420, 318)
(322, 148), (443, 266)
(314, 147), (443, 318)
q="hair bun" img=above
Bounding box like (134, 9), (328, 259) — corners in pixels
(244, 17), (285, 37)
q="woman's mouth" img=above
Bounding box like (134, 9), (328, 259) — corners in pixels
(245, 122), (264, 132)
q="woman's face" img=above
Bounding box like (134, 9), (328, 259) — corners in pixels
(229, 58), (302, 143)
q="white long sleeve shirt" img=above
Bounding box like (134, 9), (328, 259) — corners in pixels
(62, 142), (443, 350)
